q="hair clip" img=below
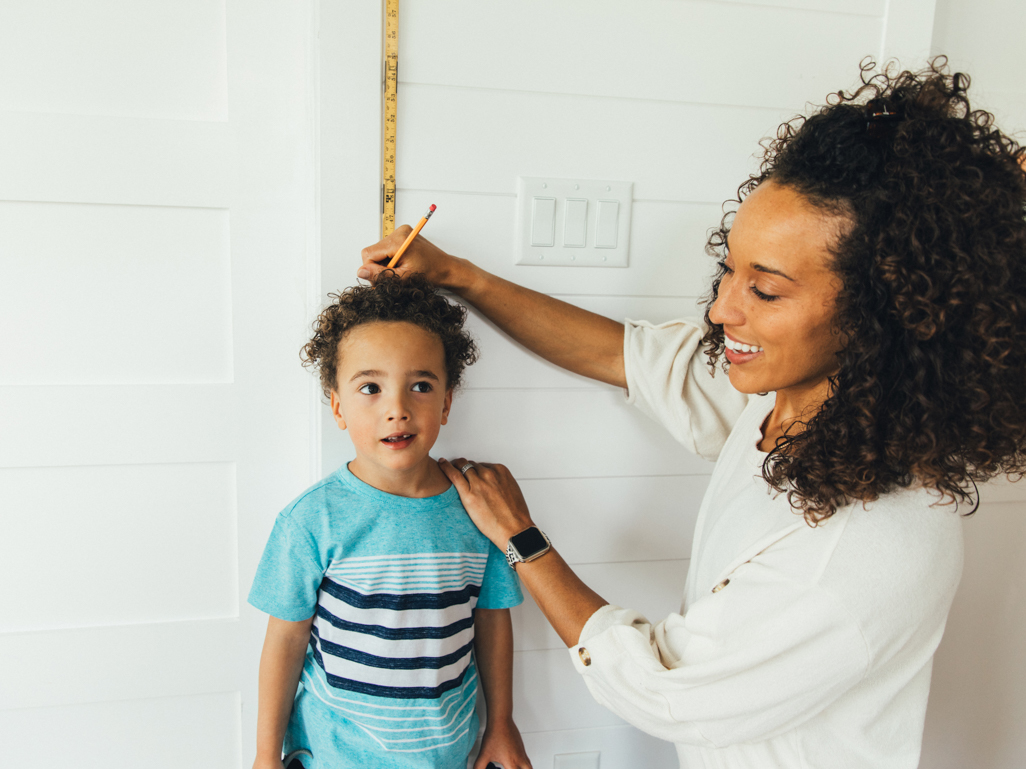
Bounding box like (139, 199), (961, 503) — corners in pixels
(865, 98), (903, 138)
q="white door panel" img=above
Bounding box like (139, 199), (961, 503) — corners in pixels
(0, 2), (318, 766)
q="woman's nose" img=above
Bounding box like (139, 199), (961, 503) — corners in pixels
(708, 272), (744, 327)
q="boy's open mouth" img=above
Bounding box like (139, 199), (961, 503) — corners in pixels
(381, 433), (416, 448)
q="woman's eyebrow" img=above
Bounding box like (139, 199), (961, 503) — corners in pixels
(752, 263), (796, 282)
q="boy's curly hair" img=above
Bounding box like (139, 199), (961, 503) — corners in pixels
(702, 58), (1026, 524)
(301, 272), (478, 398)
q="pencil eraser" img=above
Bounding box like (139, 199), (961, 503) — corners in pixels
(429, 204), (436, 212)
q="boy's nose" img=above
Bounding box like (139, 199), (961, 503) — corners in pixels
(385, 395), (411, 421)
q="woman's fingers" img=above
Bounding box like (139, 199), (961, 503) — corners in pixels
(357, 230), (456, 285)
(439, 457), (471, 492)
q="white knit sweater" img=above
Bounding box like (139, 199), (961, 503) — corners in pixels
(568, 319), (964, 769)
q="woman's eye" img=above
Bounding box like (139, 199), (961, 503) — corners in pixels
(751, 285), (779, 302)
(411, 381), (433, 393)
(358, 383), (380, 395)
(719, 261), (734, 275)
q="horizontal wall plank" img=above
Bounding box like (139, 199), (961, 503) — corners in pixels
(0, 691), (241, 768)
(394, 193), (725, 298)
(522, 476), (707, 563)
(1, 463), (238, 633)
(513, 560), (690, 652)
(397, 83), (794, 204)
(0, 619), (242, 710)
(513, 647), (626, 733)
(1, 202), (232, 385)
(462, 295), (706, 390)
(978, 475), (1026, 505)
(0, 0), (228, 121)
(402, 0), (880, 110)
(323, 388), (716, 480)
(0, 112), (230, 208)
(0, 386), (236, 468)
(520, 724), (678, 768)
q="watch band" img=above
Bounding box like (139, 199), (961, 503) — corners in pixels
(505, 527), (551, 570)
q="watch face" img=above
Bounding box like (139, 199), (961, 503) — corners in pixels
(511, 527), (548, 558)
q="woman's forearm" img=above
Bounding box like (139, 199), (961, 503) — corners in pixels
(255, 615), (314, 764)
(514, 549), (608, 647)
(451, 259), (627, 388)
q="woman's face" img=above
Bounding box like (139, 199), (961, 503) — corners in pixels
(708, 181), (848, 402)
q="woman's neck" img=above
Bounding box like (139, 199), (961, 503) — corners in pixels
(759, 379), (833, 453)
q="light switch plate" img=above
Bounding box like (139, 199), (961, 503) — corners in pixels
(515, 177), (632, 267)
(553, 751), (601, 769)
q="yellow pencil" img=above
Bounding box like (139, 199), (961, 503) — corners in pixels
(386, 204), (436, 269)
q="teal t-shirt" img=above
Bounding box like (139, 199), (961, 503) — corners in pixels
(248, 464), (523, 769)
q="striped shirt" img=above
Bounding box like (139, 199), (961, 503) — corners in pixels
(249, 464), (522, 769)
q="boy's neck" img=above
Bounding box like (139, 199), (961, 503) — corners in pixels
(347, 455), (452, 499)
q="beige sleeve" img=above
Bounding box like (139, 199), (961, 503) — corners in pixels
(623, 318), (750, 461)
(567, 583), (869, 748)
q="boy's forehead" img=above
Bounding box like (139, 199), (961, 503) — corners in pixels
(337, 321), (445, 372)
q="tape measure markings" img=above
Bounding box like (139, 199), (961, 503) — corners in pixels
(382, 0), (399, 238)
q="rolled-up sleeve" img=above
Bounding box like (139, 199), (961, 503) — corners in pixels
(623, 318), (749, 461)
(568, 570), (870, 748)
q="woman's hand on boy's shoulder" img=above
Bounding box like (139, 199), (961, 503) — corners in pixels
(252, 756), (285, 769)
(474, 716), (533, 769)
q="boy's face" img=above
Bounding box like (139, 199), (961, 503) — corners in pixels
(330, 321), (452, 477)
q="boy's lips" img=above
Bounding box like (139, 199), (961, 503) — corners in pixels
(381, 432), (416, 449)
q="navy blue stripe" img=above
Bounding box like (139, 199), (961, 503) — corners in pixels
(315, 604), (475, 640)
(310, 641), (470, 700)
(312, 626), (474, 670)
(320, 576), (480, 610)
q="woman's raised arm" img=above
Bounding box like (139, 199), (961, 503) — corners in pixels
(359, 227), (627, 388)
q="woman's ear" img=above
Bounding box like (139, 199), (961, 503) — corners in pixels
(440, 388), (453, 426)
(329, 390), (347, 431)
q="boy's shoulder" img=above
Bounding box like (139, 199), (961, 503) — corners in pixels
(276, 468), (361, 527)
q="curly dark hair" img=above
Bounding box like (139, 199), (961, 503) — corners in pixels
(301, 272), (478, 398)
(702, 58), (1026, 523)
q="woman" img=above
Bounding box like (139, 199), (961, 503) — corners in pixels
(357, 62), (1026, 768)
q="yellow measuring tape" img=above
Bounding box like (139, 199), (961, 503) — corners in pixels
(381, 0), (399, 238)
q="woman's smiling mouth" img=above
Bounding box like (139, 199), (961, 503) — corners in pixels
(724, 334), (764, 364)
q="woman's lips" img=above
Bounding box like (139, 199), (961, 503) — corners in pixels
(724, 347), (763, 365)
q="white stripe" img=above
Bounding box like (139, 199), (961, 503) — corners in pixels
(313, 615), (474, 660)
(329, 552), (488, 565)
(317, 647), (472, 689)
(318, 587), (476, 630)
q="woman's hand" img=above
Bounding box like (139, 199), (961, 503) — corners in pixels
(439, 458), (534, 549)
(473, 716), (533, 769)
(357, 227), (469, 289)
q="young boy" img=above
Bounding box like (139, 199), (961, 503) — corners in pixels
(249, 274), (531, 769)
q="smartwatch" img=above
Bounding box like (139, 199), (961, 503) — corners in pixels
(505, 527), (551, 570)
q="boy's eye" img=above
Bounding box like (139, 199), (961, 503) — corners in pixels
(411, 381), (433, 393)
(358, 383), (380, 395)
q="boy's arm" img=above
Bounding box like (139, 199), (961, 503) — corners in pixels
(473, 608), (533, 769)
(254, 615), (315, 769)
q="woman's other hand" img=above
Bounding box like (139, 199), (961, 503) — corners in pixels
(357, 227), (467, 289)
(440, 458), (534, 549)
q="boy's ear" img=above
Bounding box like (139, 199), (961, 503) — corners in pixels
(329, 390), (347, 431)
(440, 388), (453, 426)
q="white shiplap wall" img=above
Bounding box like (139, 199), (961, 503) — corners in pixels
(919, 4), (1026, 768)
(317, 2), (990, 767)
